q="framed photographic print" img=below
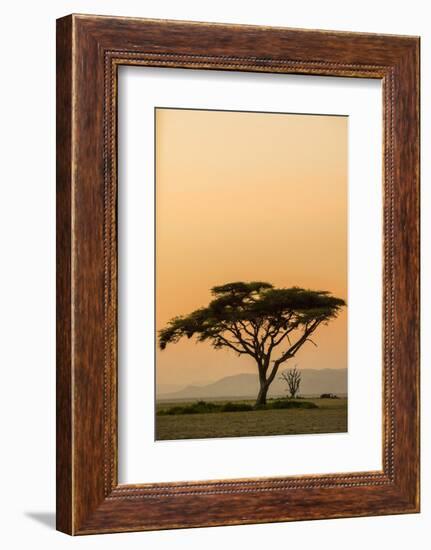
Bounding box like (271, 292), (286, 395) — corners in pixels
(56, 14), (420, 535)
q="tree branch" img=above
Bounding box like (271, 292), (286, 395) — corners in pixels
(237, 319), (256, 339)
(215, 335), (248, 355)
(272, 319), (322, 366)
(271, 325), (297, 348)
(223, 323), (258, 358)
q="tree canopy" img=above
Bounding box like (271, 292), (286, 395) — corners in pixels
(158, 281), (346, 406)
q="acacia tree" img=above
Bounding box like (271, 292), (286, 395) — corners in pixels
(159, 282), (345, 407)
(280, 366), (301, 398)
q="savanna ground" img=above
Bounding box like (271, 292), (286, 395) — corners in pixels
(155, 397), (347, 440)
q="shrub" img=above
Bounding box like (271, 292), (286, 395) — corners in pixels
(270, 399), (318, 410)
(221, 402), (254, 412)
(158, 400), (221, 415)
(182, 401), (220, 414)
(157, 398), (318, 415)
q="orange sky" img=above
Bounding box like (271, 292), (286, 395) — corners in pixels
(155, 108), (347, 391)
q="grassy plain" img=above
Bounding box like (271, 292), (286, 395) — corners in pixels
(155, 397), (347, 440)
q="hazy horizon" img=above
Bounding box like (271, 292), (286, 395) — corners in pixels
(155, 108), (347, 390)
(157, 367), (348, 403)
(157, 366), (348, 392)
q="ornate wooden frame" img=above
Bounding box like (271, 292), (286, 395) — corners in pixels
(56, 14), (420, 535)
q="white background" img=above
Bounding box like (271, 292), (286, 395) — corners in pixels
(118, 68), (382, 483)
(0, 1), (428, 549)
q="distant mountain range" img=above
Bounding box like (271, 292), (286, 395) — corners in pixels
(157, 368), (347, 400)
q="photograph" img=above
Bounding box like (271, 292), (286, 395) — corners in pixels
(155, 107), (348, 440)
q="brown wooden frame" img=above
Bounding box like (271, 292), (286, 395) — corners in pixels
(56, 14), (420, 535)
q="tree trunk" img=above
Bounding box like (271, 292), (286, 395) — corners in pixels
(255, 380), (269, 407)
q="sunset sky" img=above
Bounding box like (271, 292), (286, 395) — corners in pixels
(155, 108), (347, 393)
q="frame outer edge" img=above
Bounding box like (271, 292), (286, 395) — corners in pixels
(56, 14), (74, 535)
(393, 38), (420, 510)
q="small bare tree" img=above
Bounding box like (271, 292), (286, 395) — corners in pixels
(280, 366), (301, 398)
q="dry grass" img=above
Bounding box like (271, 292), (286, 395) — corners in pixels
(155, 398), (347, 440)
